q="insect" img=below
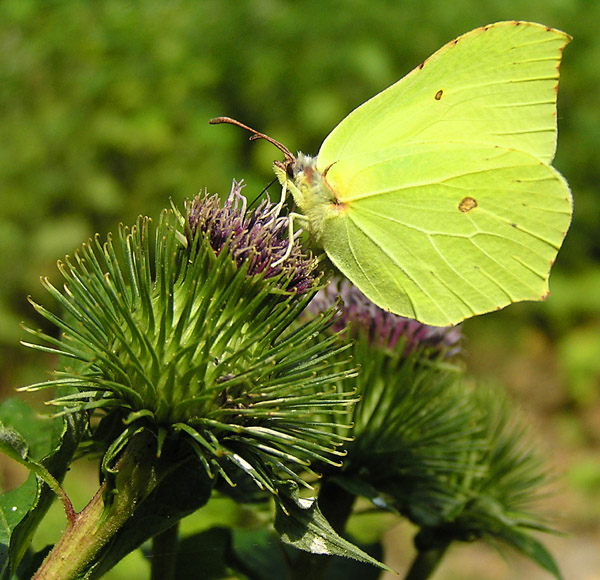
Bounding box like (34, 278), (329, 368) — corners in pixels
(212, 21), (572, 326)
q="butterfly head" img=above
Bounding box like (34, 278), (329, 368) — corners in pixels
(210, 117), (340, 235)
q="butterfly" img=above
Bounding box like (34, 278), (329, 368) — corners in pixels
(212, 21), (572, 326)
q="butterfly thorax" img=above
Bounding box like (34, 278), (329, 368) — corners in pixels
(274, 153), (342, 241)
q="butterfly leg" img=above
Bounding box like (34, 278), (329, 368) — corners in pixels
(263, 179), (289, 224)
(271, 211), (309, 268)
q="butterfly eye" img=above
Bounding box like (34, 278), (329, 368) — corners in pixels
(273, 159), (294, 179)
(286, 161), (296, 179)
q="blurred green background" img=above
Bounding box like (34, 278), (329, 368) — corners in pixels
(1, 1), (598, 579)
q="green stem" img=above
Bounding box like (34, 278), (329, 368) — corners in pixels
(31, 430), (162, 580)
(31, 483), (110, 580)
(403, 544), (449, 580)
(150, 523), (180, 580)
(289, 479), (356, 580)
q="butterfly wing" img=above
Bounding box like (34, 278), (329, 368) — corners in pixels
(312, 21), (571, 325)
(318, 21), (570, 171)
(319, 142), (571, 326)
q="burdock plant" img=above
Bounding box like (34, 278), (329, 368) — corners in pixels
(0, 185), (564, 580)
(12, 181), (363, 580)
(291, 279), (562, 580)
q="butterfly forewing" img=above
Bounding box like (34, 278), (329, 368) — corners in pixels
(318, 21), (571, 174)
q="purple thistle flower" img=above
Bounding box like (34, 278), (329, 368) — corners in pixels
(186, 180), (317, 294)
(310, 278), (462, 358)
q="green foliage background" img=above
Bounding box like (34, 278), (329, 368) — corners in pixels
(0, 0), (599, 578)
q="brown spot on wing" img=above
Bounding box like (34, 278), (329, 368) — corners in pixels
(458, 196), (478, 213)
(434, 89), (443, 100)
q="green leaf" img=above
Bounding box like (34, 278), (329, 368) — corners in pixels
(229, 526), (384, 580)
(0, 399), (56, 461)
(0, 398), (81, 580)
(325, 541), (384, 580)
(0, 427), (28, 461)
(0, 475), (37, 580)
(274, 482), (392, 573)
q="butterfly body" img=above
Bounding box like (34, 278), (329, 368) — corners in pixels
(276, 154), (343, 242)
(274, 21), (572, 326)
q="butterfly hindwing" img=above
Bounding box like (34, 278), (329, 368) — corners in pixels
(320, 143), (571, 326)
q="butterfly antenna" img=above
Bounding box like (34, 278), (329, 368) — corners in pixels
(209, 117), (295, 167)
(210, 117), (292, 221)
